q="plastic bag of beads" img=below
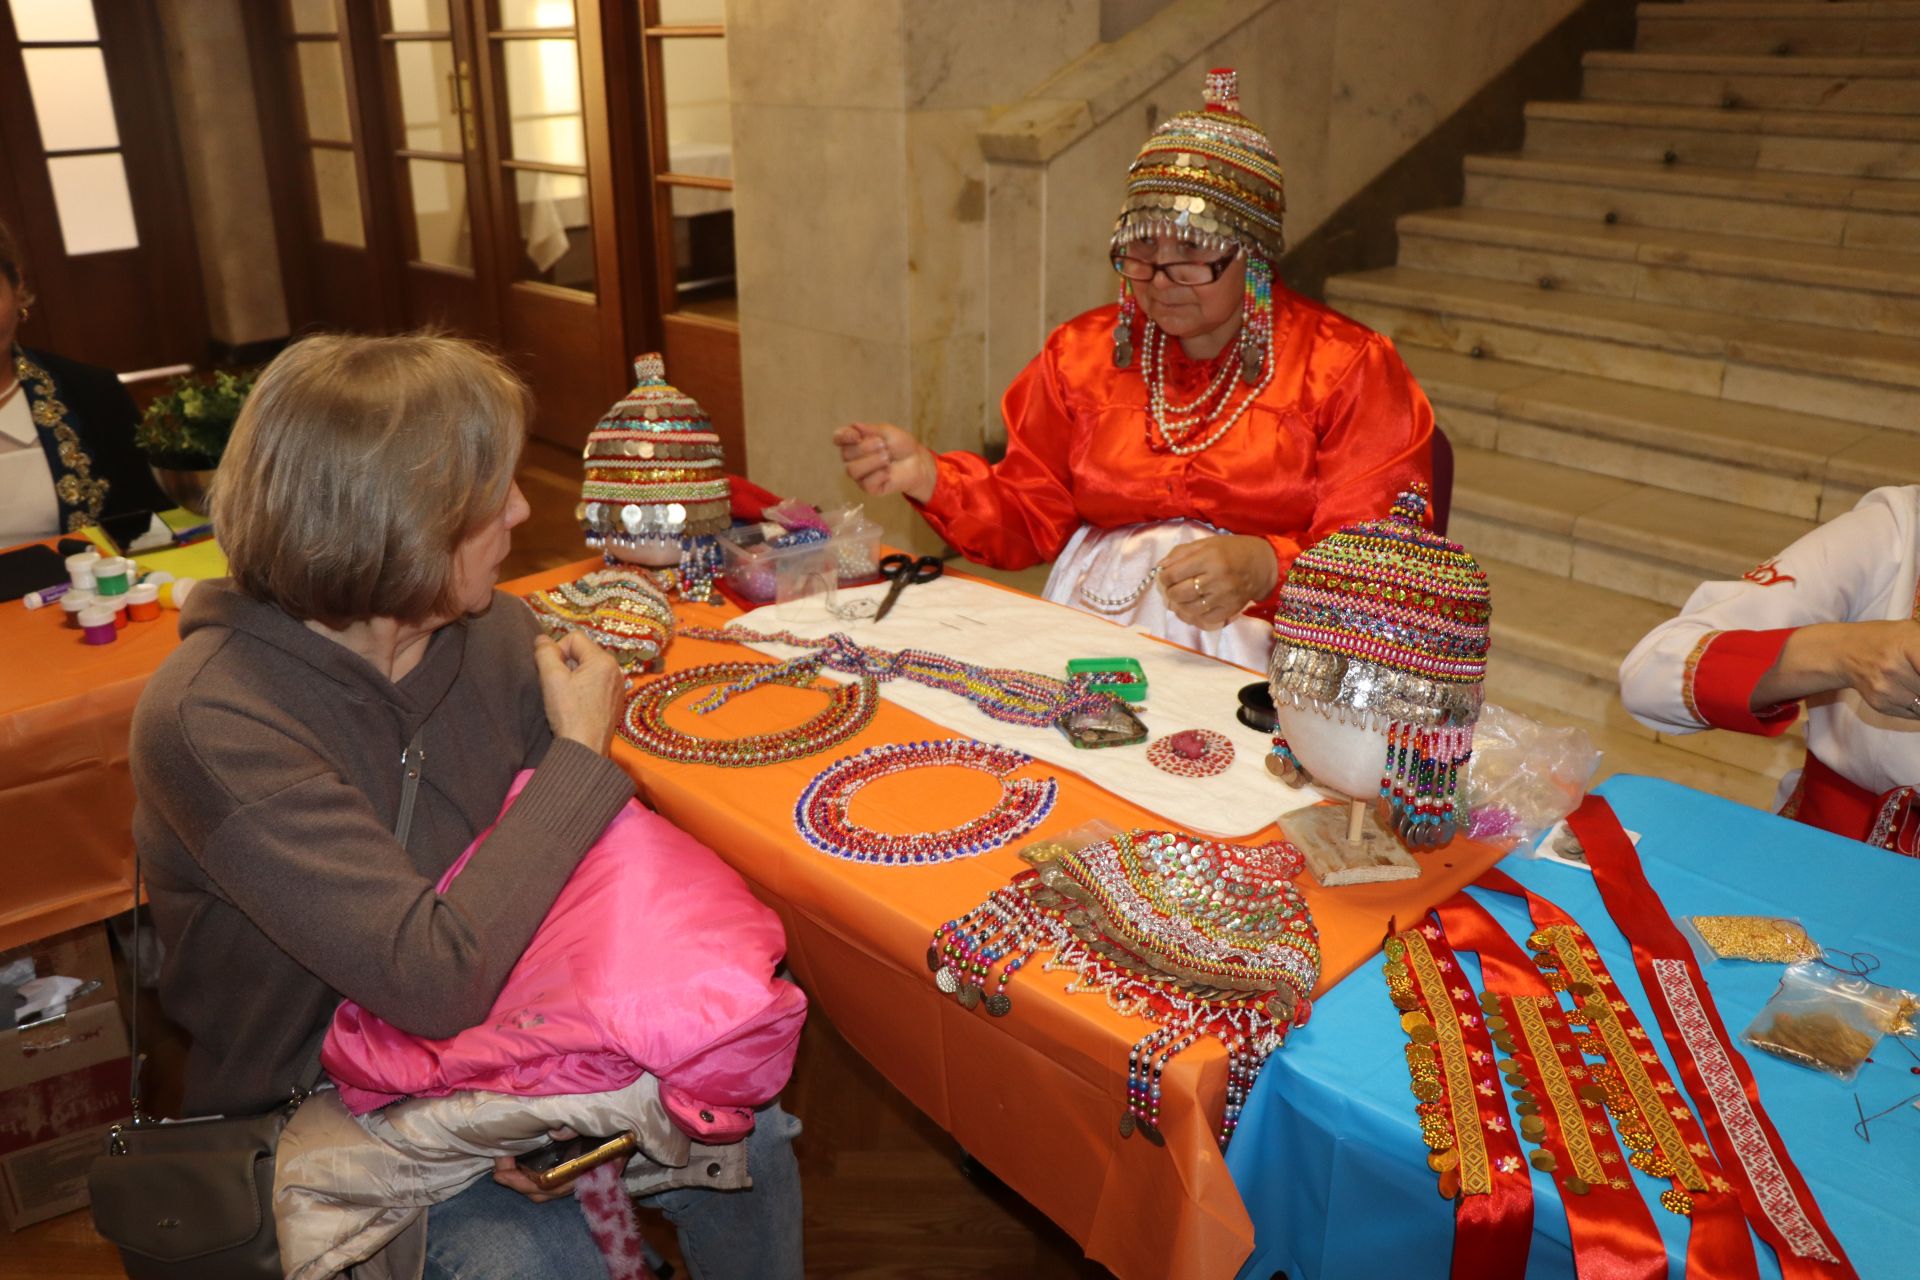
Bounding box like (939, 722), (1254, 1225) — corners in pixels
(824, 503), (884, 585)
(1461, 704), (1601, 849)
(1016, 819), (1121, 868)
(1683, 914), (1820, 966)
(1742, 962), (1905, 1082)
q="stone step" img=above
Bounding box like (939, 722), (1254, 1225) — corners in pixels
(1477, 555), (1804, 789)
(1465, 152), (1920, 251)
(1524, 99), (1920, 179)
(1639, 2), (1920, 55)
(1394, 205), (1920, 335)
(1448, 444), (1819, 608)
(1401, 346), (1914, 522)
(1583, 51), (1920, 116)
(1326, 265), (1920, 429)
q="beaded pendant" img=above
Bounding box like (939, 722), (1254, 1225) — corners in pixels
(794, 740), (1057, 865)
(931, 829), (1319, 1147)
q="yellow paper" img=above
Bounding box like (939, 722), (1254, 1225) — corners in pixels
(136, 540), (228, 580)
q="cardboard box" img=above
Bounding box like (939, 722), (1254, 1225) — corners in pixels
(0, 923), (130, 1230)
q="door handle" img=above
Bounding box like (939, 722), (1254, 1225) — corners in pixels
(456, 58), (478, 151)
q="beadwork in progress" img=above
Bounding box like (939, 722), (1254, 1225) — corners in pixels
(932, 829), (1319, 1146)
(1076, 564), (1160, 613)
(621, 661), (879, 767)
(794, 740), (1056, 865)
(1146, 729), (1234, 779)
(525, 569), (675, 670)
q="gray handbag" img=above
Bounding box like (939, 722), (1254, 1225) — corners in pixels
(88, 729), (426, 1278)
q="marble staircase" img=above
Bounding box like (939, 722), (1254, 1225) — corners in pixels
(1322, 0), (1920, 809)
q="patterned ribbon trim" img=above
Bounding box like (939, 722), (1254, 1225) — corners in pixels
(1680, 629), (1722, 726)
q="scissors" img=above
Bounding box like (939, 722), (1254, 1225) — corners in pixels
(872, 553), (944, 622)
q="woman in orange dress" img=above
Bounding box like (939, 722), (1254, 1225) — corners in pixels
(835, 69), (1433, 668)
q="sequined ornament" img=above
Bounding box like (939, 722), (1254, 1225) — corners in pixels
(577, 353), (730, 601)
(794, 740), (1057, 865)
(932, 829), (1319, 1146)
(621, 661), (879, 767)
(525, 568), (675, 670)
(1146, 729), (1235, 779)
(1267, 486), (1491, 849)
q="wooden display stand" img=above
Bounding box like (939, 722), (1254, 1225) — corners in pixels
(1283, 796), (1422, 887)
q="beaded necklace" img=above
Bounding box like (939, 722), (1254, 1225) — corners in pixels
(1076, 564), (1160, 614)
(794, 740), (1056, 865)
(678, 625), (1118, 728)
(621, 661), (879, 767)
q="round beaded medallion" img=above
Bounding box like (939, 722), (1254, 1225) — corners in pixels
(622, 662), (878, 767)
(1146, 728), (1235, 779)
(795, 740), (1058, 865)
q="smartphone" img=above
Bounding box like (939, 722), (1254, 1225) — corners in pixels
(515, 1131), (639, 1191)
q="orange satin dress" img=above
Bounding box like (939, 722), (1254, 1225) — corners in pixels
(911, 289), (1435, 619)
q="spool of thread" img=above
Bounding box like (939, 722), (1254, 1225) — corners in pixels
(79, 604), (116, 645)
(66, 551), (100, 592)
(125, 582), (160, 622)
(23, 583), (71, 609)
(93, 556), (131, 597)
(108, 596), (128, 630)
(158, 577), (198, 610)
(61, 591), (96, 629)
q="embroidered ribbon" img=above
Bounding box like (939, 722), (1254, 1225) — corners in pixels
(1567, 798), (1858, 1280)
(1386, 919), (1533, 1279)
(1477, 869), (1759, 1280)
(1436, 894), (1667, 1280)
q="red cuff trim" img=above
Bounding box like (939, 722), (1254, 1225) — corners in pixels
(1691, 628), (1800, 737)
(1248, 537), (1297, 623)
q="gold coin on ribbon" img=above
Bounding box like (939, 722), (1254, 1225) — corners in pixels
(1392, 992), (1421, 1013)
(1520, 1116), (1547, 1141)
(1400, 1011), (1432, 1036)
(1503, 1072), (1530, 1088)
(1660, 1188), (1694, 1217)
(1479, 993), (1502, 1013)
(1437, 1166), (1461, 1200)
(1511, 1090), (1536, 1106)
(1483, 1015), (1509, 1032)
(1529, 1149), (1559, 1173)
(1497, 1058), (1521, 1074)
(1629, 1149), (1673, 1179)
(1577, 1084), (1608, 1105)
(1517, 1102), (1541, 1119)
(1412, 1078), (1443, 1104)
(1410, 1024), (1439, 1045)
(1568, 981), (1595, 998)
(1564, 1177), (1591, 1197)
(1427, 1148), (1458, 1173)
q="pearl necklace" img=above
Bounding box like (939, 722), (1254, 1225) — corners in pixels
(1144, 325), (1275, 456)
(1077, 564), (1160, 614)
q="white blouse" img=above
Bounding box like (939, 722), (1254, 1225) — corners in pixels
(0, 383), (60, 546)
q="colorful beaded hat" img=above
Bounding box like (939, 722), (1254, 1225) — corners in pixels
(932, 828), (1319, 1147)
(1268, 487), (1492, 846)
(525, 568), (674, 671)
(1110, 68), (1286, 263)
(576, 353), (730, 552)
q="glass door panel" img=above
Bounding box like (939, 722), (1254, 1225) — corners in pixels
(494, 23), (593, 292)
(382, 6), (475, 273)
(406, 157), (473, 268)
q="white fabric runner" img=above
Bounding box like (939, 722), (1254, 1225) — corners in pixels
(727, 576), (1323, 838)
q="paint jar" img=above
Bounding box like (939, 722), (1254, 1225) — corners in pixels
(93, 556), (131, 597)
(108, 596), (128, 630)
(66, 551), (100, 592)
(125, 582), (160, 622)
(61, 591), (96, 629)
(158, 577), (199, 610)
(79, 604), (116, 645)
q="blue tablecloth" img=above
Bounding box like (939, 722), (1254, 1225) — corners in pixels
(1228, 775), (1919, 1280)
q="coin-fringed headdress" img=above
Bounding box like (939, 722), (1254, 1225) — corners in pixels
(1268, 487), (1492, 846)
(525, 567), (674, 671)
(1109, 68), (1285, 383)
(577, 353), (730, 600)
(930, 828), (1319, 1148)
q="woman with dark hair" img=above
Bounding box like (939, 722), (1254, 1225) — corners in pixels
(0, 218), (166, 543)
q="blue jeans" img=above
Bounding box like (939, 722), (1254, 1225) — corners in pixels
(423, 1102), (804, 1280)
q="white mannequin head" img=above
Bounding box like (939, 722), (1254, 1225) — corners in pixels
(1274, 705), (1382, 801)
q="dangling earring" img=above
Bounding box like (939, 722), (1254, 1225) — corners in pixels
(16, 307), (26, 324)
(1239, 254), (1271, 385)
(1112, 278), (1136, 369)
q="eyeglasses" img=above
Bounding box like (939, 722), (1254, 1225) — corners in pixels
(1110, 250), (1241, 285)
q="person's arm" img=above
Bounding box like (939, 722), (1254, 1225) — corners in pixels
(1619, 492), (1910, 735)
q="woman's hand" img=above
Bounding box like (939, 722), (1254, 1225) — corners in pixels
(1754, 620), (1920, 718)
(534, 632), (624, 754)
(1157, 535), (1280, 630)
(833, 422), (938, 504)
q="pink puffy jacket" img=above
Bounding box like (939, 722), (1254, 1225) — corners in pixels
(323, 772), (806, 1142)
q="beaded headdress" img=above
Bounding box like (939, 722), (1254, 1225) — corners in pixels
(1268, 487), (1492, 845)
(525, 568), (674, 671)
(932, 828), (1319, 1147)
(577, 353), (730, 599)
(1110, 68), (1283, 384)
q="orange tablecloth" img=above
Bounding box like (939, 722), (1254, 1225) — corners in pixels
(513, 560), (1509, 1280)
(0, 571), (181, 949)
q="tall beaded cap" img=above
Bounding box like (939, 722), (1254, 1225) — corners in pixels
(576, 352), (731, 550)
(1110, 67), (1286, 263)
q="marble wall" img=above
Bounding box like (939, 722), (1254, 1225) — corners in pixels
(730, 0), (1587, 549)
(156, 0), (289, 348)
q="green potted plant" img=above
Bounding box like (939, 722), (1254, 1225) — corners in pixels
(135, 367), (258, 516)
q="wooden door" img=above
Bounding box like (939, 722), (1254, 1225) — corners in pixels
(0, 0), (206, 374)
(249, 0), (630, 449)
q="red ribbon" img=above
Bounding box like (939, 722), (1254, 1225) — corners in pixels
(1437, 894), (1669, 1280)
(1567, 797), (1858, 1280)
